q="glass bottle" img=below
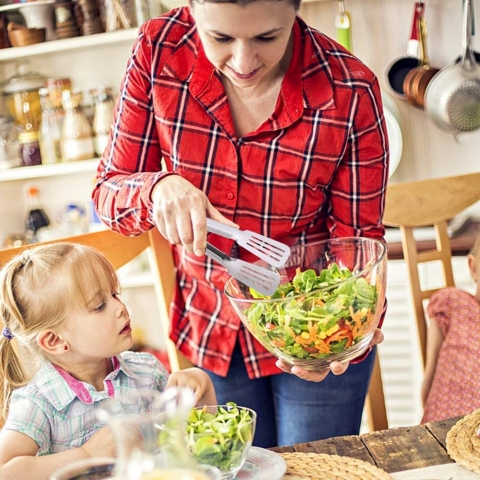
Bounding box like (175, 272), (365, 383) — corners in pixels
(38, 88), (63, 165)
(25, 185), (50, 243)
(91, 86), (114, 156)
(61, 89), (95, 162)
(96, 387), (221, 480)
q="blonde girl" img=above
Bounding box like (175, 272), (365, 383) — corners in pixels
(0, 243), (216, 480)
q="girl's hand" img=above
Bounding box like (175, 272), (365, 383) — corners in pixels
(275, 328), (384, 382)
(151, 176), (238, 256)
(80, 427), (116, 459)
(167, 368), (217, 406)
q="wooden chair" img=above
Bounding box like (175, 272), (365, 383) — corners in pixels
(382, 171), (480, 367)
(0, 228), (192, 372)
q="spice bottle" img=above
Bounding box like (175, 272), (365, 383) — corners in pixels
(25, 185), (50, 243)
(91, 86), (114, 156)
(61, 89), (95, 162)
(39, 88), (63, 164)
(19, 131), (42, 167)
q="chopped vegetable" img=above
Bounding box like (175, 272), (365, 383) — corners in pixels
(245, 264), (378, 360)
(159, 402), (255, 474)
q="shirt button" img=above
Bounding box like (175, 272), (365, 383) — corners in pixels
(227, 192), (235, 200)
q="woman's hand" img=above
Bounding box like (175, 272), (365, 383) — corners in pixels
(167, 367), (217, 406)
(275, 328), (384, 382)
(151, 175), (238, 256)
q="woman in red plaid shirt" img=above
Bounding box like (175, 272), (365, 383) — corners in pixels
(93, 0), (389, 447)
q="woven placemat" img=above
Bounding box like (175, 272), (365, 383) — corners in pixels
(446, 408), (480, 473)
(280, 452), (392, 480)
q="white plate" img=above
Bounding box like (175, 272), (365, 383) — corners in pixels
(236, 447), (286, 480)
(384, 106), (403, 178)
(391, 462), (480, 479)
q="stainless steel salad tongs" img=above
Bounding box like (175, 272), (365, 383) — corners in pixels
(205, 243), (281, 296)
(205, 219), (290, 296)
(206, 219), (290, 268)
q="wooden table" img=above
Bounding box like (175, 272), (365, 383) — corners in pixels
(271, 417), (462, 474)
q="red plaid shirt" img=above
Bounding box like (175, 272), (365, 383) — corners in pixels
(93, 7), (389, 379)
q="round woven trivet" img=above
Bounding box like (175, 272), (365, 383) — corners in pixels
(280, 452), (392, 480)
(446, 408), (480, 473)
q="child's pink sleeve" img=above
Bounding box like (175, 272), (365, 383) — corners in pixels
(426, 288), (456, 337)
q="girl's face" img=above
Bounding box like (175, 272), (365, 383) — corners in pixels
(60, 290), (133, 361)
(191, 0), (297, 88)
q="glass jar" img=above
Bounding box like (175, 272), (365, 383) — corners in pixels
(1, 63), (47, 133)
(61, 89), (95, 162)
(45, 77), (72, 110)
(39, 88), (63, 164)
(19, 131), (42, 167)
(0, 115), (22, 170)
(91, 86), (114, 156)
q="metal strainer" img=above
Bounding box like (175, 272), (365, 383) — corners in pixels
(425, 0), (480, 135)
(446, 80), (480, 131)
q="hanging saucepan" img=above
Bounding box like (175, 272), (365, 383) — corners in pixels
(403, 15), (440, 109)
(386, 2), (424, 98)
(425, 0), (480, 135)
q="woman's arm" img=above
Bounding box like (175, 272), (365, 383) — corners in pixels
(421, 317), (444, 407)
(0, 428), (115, 480)
(92, 24), (168, 236)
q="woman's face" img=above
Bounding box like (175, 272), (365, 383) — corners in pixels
(191, 0), (297, 88)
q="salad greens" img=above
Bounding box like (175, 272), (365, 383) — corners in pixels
(185, 402), (254, 473)
(246, 264), (378, 360)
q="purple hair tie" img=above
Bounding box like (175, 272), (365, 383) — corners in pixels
(2, 327), (14, 340)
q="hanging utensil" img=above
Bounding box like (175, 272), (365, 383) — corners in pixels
(386, 2), (424, 98)
(335, 0), (352, 51)
(424, 0), (480, 136)
(206, 218), (290, 268)
(403, 15), (440, 109)
(205, 243), (281, 296)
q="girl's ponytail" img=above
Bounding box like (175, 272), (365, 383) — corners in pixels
(0, 332), (27, 427)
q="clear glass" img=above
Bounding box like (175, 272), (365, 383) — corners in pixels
(61, 89), (95, 162)
(39, 88), (63, 164)
(95, 388), (222, 480)
(182, 405), (256, 480)
(91, 86), (114, 156)
(49, 457), (115, 480)
(0, 116), (22, 169)
(225, 237), (387, 371)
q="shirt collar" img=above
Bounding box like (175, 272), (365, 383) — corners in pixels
(35, 357), (138, 411)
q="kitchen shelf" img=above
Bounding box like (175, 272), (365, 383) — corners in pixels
(0, 28), (138, 64)
(0, 158), (99, 182)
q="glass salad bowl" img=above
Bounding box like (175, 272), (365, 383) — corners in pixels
(159, 403), (256, 480)
(225, 237), (387, 371)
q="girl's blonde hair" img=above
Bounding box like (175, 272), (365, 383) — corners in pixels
(0, 243), (120, 426)
(470, 233), (480, 259)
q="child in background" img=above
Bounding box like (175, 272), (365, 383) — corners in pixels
(422, 233), (480, 423)
(0, 243), (216, 480)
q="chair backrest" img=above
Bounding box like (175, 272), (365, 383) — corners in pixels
(382, 171), (480, 366)
(0, 228), (191, 372)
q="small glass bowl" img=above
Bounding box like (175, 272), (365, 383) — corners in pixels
(225, 237), (387, 371)
(186, 405), (257, 480)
